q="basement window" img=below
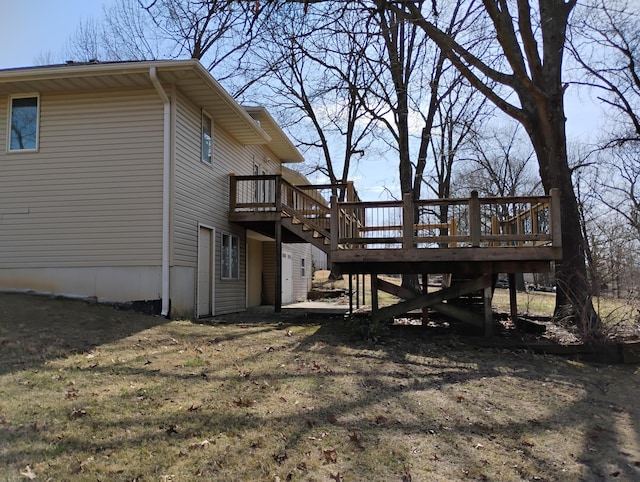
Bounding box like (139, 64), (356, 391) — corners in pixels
(221, 233), (239, 279)
(8, 94), (39, 151)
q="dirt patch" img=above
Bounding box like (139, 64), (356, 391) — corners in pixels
(1, 292), (640, 481)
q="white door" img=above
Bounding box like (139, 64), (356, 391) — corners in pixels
(282, 250), (293, 305)
(198, 227), (214, 317)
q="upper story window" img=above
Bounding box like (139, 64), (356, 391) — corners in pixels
(201, 111), (212, 164)
(8, 94), (40, 151)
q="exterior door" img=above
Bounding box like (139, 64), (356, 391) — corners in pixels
(198, 226), (214, 317)
(282, 250), (293, 305)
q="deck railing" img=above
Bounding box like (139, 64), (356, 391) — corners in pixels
(330, 189), (561, 251)
(229, 175), (362, 237)
(230, 176), (561, 253)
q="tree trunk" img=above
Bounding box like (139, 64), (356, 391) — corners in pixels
(522, 95), (602, 335)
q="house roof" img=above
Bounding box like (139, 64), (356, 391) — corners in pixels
(0, 59), (301, 160)
(244, 106), (304, 164)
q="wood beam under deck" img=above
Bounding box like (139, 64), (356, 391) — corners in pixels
(373, 275), (493, 334)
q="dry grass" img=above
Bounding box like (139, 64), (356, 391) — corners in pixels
(1, 293), (640, 481)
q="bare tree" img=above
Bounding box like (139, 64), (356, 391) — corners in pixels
(243, 2), (379, 200)
(65, 0), (161, 62)
(569, 0), (640, 146)
(392, 0), (601, 334)
(569, 0), (640, 252)
(458, 124), (541, 199)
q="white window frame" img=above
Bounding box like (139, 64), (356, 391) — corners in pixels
(7, 93), (40, 152)
(221, 232), (240, 280)
(301, 258), (306, 277)
(201, 110), (213, 165)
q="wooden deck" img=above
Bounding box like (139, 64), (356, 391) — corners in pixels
(229, 175), (562, 335)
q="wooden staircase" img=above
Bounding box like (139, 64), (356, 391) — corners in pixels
(281, 209), (332, 256)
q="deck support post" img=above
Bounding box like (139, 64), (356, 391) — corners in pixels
(274, 179), (283, 313)
(483, 285), (493, 337)
(371, 273), (379, 320)
(421, 273), (429, 325)
(508, 273), (518, 325)
(356, 274), (360, 309)
(348, 274), (353, 315)
(275, 219), (282, 313)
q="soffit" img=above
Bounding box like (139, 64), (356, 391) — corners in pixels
(0, 60), (270, 145)
(244, 106), (304, 163)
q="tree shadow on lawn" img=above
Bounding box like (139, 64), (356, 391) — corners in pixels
(0, 293), (173, 376)
(1, 300), (640, 480)
(289, 319), (640, 480)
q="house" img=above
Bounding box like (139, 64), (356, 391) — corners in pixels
(0, 59), (314, 318)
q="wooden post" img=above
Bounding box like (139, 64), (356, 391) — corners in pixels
(421, 273), (429, 325)
(402, 193), (414, 250)
(508, 273), (517, 325)
(361, 273), (366, 306)
(470, 191), (481, 247)
(229, 174), (237, 211)
(274, 176), (283, 313)
(491, 216), (499, 247)
(550, 188), (562, 248)
(356, 273), (360, 309)
(371, 273), (379, 320)
(483, 285), (493, 337)
(348, 274), (355, 314)
(275, 219), (282, 313)
(330, 195), (339, 252)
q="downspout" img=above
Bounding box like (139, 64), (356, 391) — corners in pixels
(150, 67), (171, 317)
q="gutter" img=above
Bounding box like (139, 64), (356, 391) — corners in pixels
(150, 67), (171, 317)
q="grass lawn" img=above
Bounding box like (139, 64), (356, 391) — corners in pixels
(1, 292), (640, 481)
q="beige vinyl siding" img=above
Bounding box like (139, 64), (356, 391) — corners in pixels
(0, 89), (164, 269)
(174, 91), (261, 315)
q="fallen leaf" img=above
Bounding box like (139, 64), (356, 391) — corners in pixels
(323, 448), (338, 464)
(456, 395), (465, 403)
(401, 465), (412, 482)
(273, 451), (287, 464)
(329, 472), (343, 481)
(69, 408), (87, 420)
(187, 404), (201, 412)
(374, 415), (388, 425)
(19, 466), (36, 480)
(232, 398), (254, 407)
(189, 440), (211, 450)
(349, 432), (364, 449)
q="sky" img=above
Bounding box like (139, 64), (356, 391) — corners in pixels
(0, 0), (605, 199)
(0, 0), (114, 69)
